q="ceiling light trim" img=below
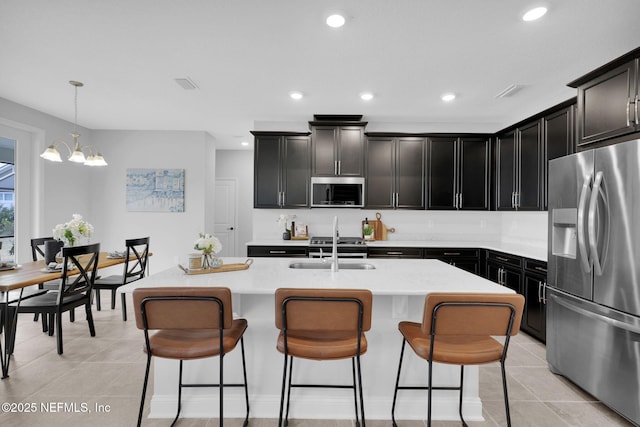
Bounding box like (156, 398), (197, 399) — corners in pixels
(522, 6), (548, 22)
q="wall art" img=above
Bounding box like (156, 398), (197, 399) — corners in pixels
(126, 168), (185, 212)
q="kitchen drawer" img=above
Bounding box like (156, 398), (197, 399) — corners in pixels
(247, 246), (308, 258)
(486, 250), (522, 268)
(424, 248), (480, 258)
(367, 247), (423, 259)
(524, 258), (547, 275)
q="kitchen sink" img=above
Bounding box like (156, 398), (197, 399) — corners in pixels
(288, 262), (376, 270)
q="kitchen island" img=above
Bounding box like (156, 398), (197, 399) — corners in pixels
(119, 257), (513, 422)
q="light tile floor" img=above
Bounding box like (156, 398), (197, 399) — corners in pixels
(0, 294), (634, 427)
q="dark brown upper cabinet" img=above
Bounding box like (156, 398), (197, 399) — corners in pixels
(311, 125), (366, 177)
(252, 132), (310, 208)
(568, 48), (640, 146)
(543, 104), (575, 209)
(495, 120), (543, 211)
(427, 136), (490, 210)
(365, 136), (425, 209)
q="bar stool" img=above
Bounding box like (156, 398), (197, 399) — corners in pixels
(274, 288), (373, 427)
(133, 286), (249, 427)
(391, 292), (524, 427)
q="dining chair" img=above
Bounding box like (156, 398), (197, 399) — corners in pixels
(133, 286), (250, 427)
(9, 243), (100, 355)
(29, 237), (67, 328)
(390, 292), (525, 427)
(94, 237), (149, 321)
(274, 288), (373, 427)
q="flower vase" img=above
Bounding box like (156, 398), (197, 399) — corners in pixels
(202, 253), (223, 269)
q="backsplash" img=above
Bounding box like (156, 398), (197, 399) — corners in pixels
(252, 209), (547, 249)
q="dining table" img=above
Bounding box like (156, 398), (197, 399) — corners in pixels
(0, 252), (136, 378)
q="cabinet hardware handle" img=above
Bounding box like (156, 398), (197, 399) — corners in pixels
(538, 281), (543, 303)
(534, 266), (547, 272)
(334, 160), (338, 175)
(395, 192), (399, 207)
(386, 251), (404, 255)
(338, 160), (341, 175)
(459, 193), (462, 209)
(627, 97), (632, 127)
(269, 250), (286, 254)
(541, 281), (547, 304)
(511, 192), (515, 209)
(496, 256), (509, 262)
(444, 252), (461, 256)
(635, 95), (639, 125)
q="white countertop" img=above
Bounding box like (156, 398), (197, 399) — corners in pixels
(120, 257), (512, 296)
(247, 239), (547, 261)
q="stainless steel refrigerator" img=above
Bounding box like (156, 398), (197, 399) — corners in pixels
(547, 138), (640, 425)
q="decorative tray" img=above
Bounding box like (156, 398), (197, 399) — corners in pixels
(178, 259), (253, 275)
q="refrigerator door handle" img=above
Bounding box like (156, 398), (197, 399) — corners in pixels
(551, 293), (640, 335)
(577, 172), (592, 273)
(588, 171), (607, 276)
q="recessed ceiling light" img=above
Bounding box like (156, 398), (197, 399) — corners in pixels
(241, 141), (249, 146)
(441, 93), (456, 102)
(289, 91), (303, 100)
(522, 6), (547, 21)
(326, 14), (346, 28)
(360, 92), (374, 101)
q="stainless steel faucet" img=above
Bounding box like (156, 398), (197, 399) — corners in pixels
(331, 215), (339, 272)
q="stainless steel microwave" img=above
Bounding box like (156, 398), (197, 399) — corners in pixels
(310, 177), (365, 208)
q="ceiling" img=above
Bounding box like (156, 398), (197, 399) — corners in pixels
(2, 1), (640, 150)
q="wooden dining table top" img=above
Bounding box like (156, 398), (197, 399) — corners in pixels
(0, 252), (131, 293)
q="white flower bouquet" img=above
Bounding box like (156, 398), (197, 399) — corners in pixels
(53, 214), (94, 246)
(194, 233), (222, 255)
(277, 214), (297, 231)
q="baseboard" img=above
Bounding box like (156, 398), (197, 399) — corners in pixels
(148, 391), (483, 421)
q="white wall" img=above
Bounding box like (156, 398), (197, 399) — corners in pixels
(252, 209), (548, 250)
(215, 150), (253, 256)
(1, 96), (217, 269)
(0, 97), (94, 262)
(90, 130), (215, 272)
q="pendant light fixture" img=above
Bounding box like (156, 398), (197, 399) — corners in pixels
(40, 81), (107, 166)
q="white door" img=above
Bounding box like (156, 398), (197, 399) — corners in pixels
(214, 178), (237, 256)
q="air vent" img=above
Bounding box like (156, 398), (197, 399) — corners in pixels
(495, 84), (522, 98)
(174, 77), (198, 90)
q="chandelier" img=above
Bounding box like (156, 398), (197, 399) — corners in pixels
(40, 81), (107, 167)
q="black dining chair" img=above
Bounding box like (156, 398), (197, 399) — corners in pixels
(30, 237), (64, 318)
(9, 243), (100, 355)
(94, 237), (149, 321)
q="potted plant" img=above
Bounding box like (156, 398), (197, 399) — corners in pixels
(363, 225), (375, 240)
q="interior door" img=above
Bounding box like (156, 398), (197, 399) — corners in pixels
(214, 178), (237, 256)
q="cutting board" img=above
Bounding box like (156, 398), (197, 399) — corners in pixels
(362, 213), (395, 241)
(361, 219), (385, 240)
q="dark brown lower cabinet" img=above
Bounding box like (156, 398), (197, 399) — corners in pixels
(424, 248), (480, 275)
(485, 250), (547, 342)
(522, 259), (547, 342)
(367, 247), (423, 259)
(247, 246), (308, 258)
